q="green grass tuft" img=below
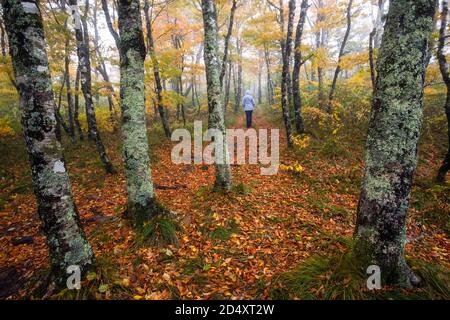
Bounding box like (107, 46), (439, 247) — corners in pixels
(233, 182), (253, 195)
(26, 255), (131, 300)
(136, 215), (180, 247)
(270, 250), (450, 300)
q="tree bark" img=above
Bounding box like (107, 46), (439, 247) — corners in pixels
(74, 66), (84, 141)
(101, 0), (120, 49)
(0, 13), (18, 90)
(280, 0), (295, 148)
(234, 37), (243, 114)
(224, 59), (232, 110)
(117, 0), (165, 225)
(436, 0), (450, 183)
(64, 22), (75, 140)
(258, 51), (262, 104)
(354, 0), (436, 287)
(201, 0), (232, 190)
(2, 0), (95, 286)
(327, 0), (353, 113)
(292, 0), (308, 134)
(93, 0), (116, 120)
(369, 0), (387, 96)
(70, 0), (116, 174)
(219, 0), (237, 87)
(144, 0), (171, 138)
(264, 44), (274, 105)
(316, 0), (325, 108)
(369, 29), (376, 96)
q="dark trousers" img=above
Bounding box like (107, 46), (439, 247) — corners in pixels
(245, 110), (253, 128)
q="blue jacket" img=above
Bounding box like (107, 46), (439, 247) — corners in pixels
(242, 93), (255, 111)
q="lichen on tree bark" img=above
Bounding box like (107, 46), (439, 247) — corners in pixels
(201, 0), (232, 190)
(354, 0), (437, 287)
(2, 0), (95, 287)
(118, 0), (166, 226)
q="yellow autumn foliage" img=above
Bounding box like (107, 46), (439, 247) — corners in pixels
(0, 117), (15, 137)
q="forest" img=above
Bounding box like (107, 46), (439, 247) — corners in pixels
(0, 0), (449, 302)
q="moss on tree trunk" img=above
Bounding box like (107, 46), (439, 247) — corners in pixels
(2, 0), (95, 287)
(201, 0), (232, 190)
(118, 0), (166, 226)
(354, 0), (437, 287)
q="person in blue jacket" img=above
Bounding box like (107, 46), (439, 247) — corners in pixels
(242, 90), (255, 128)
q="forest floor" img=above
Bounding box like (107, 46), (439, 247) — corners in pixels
(0, 109), (449, 299)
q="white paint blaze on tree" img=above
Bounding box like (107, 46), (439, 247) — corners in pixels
(354, 0), (437, 287)
(201, 0), (232, 190)
(117, 0), (167, 225)
(1, 0), (95, 286)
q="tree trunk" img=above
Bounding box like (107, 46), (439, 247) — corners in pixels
(93, 0), (117, 121)
(353, 0), (436, 287)
(258, 52), (262, 104)
(1, 13), (18, 90)
(436, 0), (450, 183)
(144, 0), (171, 139)
(234, 37), (242, 114)
(369, 0), (387, 97)
(0, 17), (5, 56)
(117, 0), (165, 225)
(70, 0), (116, 174)
(201, 0), (232, 190)
(264, 45), (274, 105)
(3, 0), (95, 286)
(55, 71), (71, 139)
(292, 0), (308, 134)
(224, 60), (232, 110)
(101, 0), (120, 49)
(369, 29), (376, 96)
(280, 0), (295, 148)
(373, 0), (386, 48)
(327, 0), (353, 113)
(219, 0), (237, 87)
(64, 25), (75, 140)
(316, 0), (325, 108)
(178, 76), (186, 127)
(74, 66), (84, 141)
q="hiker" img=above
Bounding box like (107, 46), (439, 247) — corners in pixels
(242, 90), (255, 128)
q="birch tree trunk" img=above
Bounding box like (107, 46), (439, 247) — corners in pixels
(74, 66), (84, 141)
(201, 0), (232, 190)
(257, 51), (262, 104)
(69, 0), (116, 174)
(316, 0), (325, 108)
(234, 37), (242, 114)
(117, 0), (165, 225)
(354, 0), (436, 287)
(292, 0), (308, 134)
(63, 20), (75, 140)
(224, 59), (232, 110)
(436, 0), (450, 183)
(280, 0), (295, 148)
(327, 0), (353, 113)
(369, 0), (387, 95)
(219, 0), (237, 87)
(264, 44), (274, 105)
(93, 0), (116, 120)
(2, 0), (95, 286)
(144, 0), (171, 139)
